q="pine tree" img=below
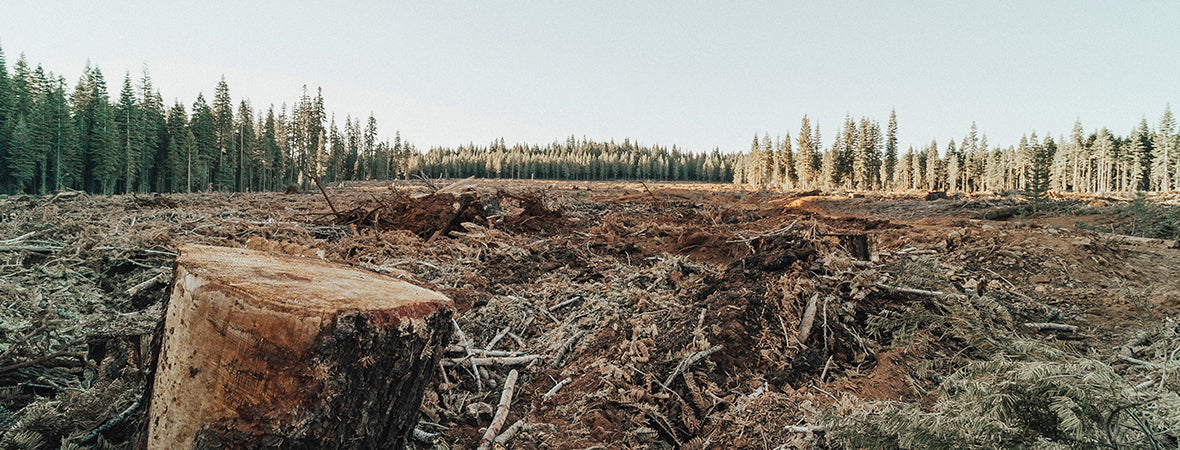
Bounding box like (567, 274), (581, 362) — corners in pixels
(884, 110), (898, 189)
(190, 93), (217, 190)
(364, 114), (378, 179)
(1154, 105), (1177, 191)
(45, 75), (77, 191)
(838, 116), (856, 189)
(1027, 133), (1054, 211)
(899, 147), (913, 189)
(946, 140), (961, 193)
(212, 77), (234, 190)
(6, 117), (34, 192)
(115, 72), (141, 193)
(924, 140), (939, 190)
(165, 101), (188, 192)
(77, 66), (119, 194)
(235, 100), (255, 191)
(260, 107), (281, 190)
(0, 43), (11, 189)
(795, 116), (816, 189)
(1132, 118), (1153, 192)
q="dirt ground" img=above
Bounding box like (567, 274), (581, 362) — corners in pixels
(1, 180), (1179, 449)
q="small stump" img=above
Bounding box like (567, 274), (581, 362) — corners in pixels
(147, 244), (453, 449)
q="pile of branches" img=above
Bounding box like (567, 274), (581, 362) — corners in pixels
(330, 192), (487, 241)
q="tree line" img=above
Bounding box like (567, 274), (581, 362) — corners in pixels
(734, 107), (1180, 195)
(0, 46), (738, 195)
(0, 45), (427, 194)
(3, 44), (1178, 195)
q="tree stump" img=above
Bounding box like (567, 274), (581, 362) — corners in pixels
(146, 244), (453, 449)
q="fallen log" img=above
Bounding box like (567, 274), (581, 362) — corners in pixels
(146, 244), (454, 449)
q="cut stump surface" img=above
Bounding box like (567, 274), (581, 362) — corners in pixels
(147, 244), (454, 449)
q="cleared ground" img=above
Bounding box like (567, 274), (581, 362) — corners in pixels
(1, 180), (1178, 448)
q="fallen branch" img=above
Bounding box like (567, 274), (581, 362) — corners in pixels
(493, 419), (529, 447)
(877, 283), (967, 300)
(549, 295), (583, 311)
(445, 345), (524, 357)
(485, 326), (511, 351)
(1024, 322), (1078, 333)
(542, 377), (572, 401)
(663, 345), (723, 390)
(411, 427), (436, 444)
(785, 425), (827, 433)
(127, 272), (168, 298)
(797, 293), (819, 346)
(95, 246), (178, 257)
(550, 330), (586, 369)
(477, 369), (519, 450)
(727, 220), (799, 243)
(441, 355), (540, 368)
(452, 318), (483, 392)
(0, 351), (86, 374)
(0, 245), (62, 252)
(77, 397), (142, 444)
(1119, 354), (1162, 368)
(0, 231), (36, 245)
(819, 355), (834, 382)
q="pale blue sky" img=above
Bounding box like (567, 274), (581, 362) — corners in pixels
(2, 1), (1177, 152)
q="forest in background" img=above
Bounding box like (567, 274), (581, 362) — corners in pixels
(0, 44), (1177, 196)
(731, 108), (1179, 196)
(0, 46), (736, 195)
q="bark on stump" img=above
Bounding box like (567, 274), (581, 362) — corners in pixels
(146, 244), (453, 449)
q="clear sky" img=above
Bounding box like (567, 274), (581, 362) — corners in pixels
(2, 1), (1177, 153)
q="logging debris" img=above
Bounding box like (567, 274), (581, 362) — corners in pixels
(2, 180), (1180, 448)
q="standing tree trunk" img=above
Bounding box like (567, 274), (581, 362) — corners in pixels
(146, 244), (453, 449)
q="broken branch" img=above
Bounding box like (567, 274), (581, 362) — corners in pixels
(477, 369), (519, 450)
(1023, 322), (1078, 333)
(550, 330), (586, 369)
(441, 355), (540, 368)
(663, 345), (723, 390)
(542, 377), (573, 401)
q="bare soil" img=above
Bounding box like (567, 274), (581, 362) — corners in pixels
(1, 180), (1178, 449)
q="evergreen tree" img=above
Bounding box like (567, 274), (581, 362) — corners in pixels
(6, 116), (34, 192)
(235, 100), (255, 191)
(164, 101), (188, 192)
(899, 147), (913, 189)
(1154, 105), (1176, 191)
(924, 140), (939, 190)
(260, 107), (282, 190)
(115, 72), (141, 193)
(45, 75), (78, 191)
(1132, 118), (1153, 192)
(189, 94), (217, 190)
(76, 66), (119, 193)
(884, 109), (898, 189)
(795, 116), (816, 189)
(0, 43), (11, 189)
(364, 114), (378, 179)
(212, 77), (234, 190)
(1027, 133), (1054, 211)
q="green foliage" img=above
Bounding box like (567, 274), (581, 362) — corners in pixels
(828, 339), (1180, 449)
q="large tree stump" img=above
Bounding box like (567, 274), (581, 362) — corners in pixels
(146, 244), (453, 449)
